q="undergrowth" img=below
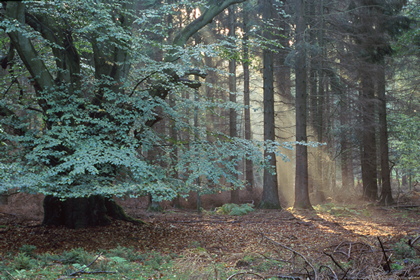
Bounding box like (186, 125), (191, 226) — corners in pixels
(214, 203), (255, 216)
(0, 245), (243, 280)
(1, 235), (419, 280)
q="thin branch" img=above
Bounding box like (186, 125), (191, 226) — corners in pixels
(410, 235), (420, 246)
(319, 265), (338, 280)
(5, 270), (17, 280)
(377, 237), (391, 273)
(67, 252), (117, 277)
(323, 252), (346, 273)
(258, 232), (318, 279)
(227, 271), (265, 280)
(129, 71), (159, 97)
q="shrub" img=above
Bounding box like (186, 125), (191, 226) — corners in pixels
(18, 244), (37, 258)
(215, 203), (254, 216)
(11, 253), (37, 270)
(393, 240), (417, 259)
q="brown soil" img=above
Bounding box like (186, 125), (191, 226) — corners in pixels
(0, 192), (419, 278)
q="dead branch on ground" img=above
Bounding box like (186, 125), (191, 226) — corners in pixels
(226, 271), (265, 279)
(57, 252), (117, 279)
(257, 231), (318, 279)
(377, 237), (391, 273)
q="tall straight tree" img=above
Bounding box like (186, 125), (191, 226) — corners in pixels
(242, 1), (254, 191)
(377, 62), (393, 204)
(228, 5), (240, 203)
(260, 0), (281, 209)
(293, 0), (312, 209)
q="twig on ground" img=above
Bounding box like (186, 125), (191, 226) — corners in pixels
(410, 235), (420, 246)
(4, 270), (17, 280)
(323, 252), (346, 274)
(258, 231), (318, 279)
(226, 271), (265, 279)
(377, 236), (391, 273)
(60, 252), (117, 279)
(319, 265), (338, 280)
(69, 252), (104, 276)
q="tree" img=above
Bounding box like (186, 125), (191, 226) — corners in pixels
(0, 0), (250, 228)
(228, 5), (240, 204)
(346, 0), (408, 202)
(242, 1), (255, 191)
(259, 0), (281, 209)
(293, 0), (312, 209)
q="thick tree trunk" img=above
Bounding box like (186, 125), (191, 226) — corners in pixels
(360, 74), (378, 201)
(260, 0), (281, 210)
(43, 195), (141, 229)
(294, 0), (312, 209)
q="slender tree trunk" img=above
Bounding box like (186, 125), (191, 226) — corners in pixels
(260, 0), (281, 209)
(228, 6), (240, 203)
(242, 2), (254, 191)
(294, 0), (312, 209)
(377, 63), (394, 205)
(341, 89), (355, 190)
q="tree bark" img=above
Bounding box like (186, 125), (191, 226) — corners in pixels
(377, 63), (394, 205)
(242, 2), (254, 191)
(294, 0), (312, 209)
(228, 6), (240, 204)
(360, 74), (378, 201)
(260, 0), (281, 209)
(43, 195), (142, 229)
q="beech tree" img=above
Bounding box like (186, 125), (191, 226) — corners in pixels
(0, 0), (259, 228)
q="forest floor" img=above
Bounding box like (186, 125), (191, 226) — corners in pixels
(1, 192), (420, 279)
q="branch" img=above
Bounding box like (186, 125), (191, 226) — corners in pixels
(64, 252), (117, 278)
(258, 232), (318, 279)
(168, 0), (246, 61)
(410, 235), (420, 247)
(5, 2), (55, 91)
(319, 265), (339, 280)
(323, 252), (347, 274)
(377, 237), (391, 273)
(227, 271), (265, 280)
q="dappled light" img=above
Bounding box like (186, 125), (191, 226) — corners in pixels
(0, 0), (418, 278)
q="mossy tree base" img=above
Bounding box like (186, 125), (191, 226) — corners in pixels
(43, 195), (144, 229)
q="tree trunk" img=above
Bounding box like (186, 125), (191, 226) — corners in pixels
(294, 0), (312, 209)
(340, 88), (355, 190)
(43, 195), (141, 229)
(360, 74), (378, 201)
(242, 2), (254, 191)
(260, 0), (281, 209)
(6, 0), (249, 228)
(228, 6), (240, 204)
(377, 63), (394, 205)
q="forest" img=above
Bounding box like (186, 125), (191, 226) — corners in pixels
(0, 0), (419, 279)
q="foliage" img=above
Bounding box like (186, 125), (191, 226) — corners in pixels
(10, 252), (38, 270)
(18, 244), (37, 258)
(0, 0), (290, 202)
(388, 112), (420, 181)
(392, 239), (417, 259)
(215, 203), (254, 215)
